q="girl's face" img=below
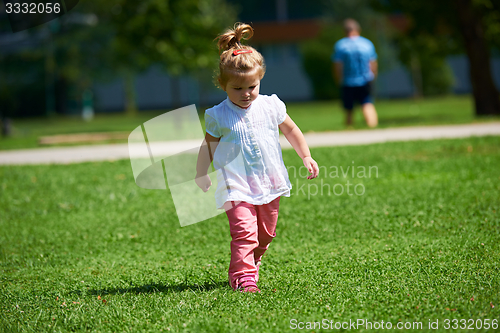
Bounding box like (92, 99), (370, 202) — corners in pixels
(223, 72), (260, 109)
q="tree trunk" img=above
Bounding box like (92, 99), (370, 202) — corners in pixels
(170, 76), (182, 109)
(454, 0), (500, 116)
(1, 117), (12, 137)
(55, 75), (68, 115)
(124, 72), (138, 116)
(410, 53), (423, 98)
(45, 42), (56, 117)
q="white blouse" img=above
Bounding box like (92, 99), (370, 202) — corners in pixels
(205, 94), (292, 208)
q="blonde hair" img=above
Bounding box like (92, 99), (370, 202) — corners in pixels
(215, 23), (266, 89)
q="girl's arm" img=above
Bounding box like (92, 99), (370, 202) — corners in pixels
(279, 115), (319, 179)
(195, 132), (220, 192)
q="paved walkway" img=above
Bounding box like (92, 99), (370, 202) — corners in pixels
(0, 122), (499, 165)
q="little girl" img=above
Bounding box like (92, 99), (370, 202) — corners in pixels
(196, 23), (319, 292)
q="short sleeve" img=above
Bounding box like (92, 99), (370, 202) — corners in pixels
(271, 94), (287, 124)
(204, 109), (221, 138)
(332, 41), (343, 62)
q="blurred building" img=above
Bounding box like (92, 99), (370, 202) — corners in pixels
(91, 0), (500, 113)
(1, 0), (500, 115)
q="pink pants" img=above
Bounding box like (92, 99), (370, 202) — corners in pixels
(223, 197), (280, 289)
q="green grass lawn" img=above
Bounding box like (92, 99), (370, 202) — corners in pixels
(287, 95), (494, 133)
(1, 136), (499, 332)
(1, 95), (499, 150)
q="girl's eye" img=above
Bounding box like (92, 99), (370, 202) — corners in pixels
(250, 86), (256, 89)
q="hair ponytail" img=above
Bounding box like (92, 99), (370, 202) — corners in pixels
(215, 23), (265, 89)
(216, 23), (254, 52)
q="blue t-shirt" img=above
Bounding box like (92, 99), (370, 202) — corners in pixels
(332, 36), (377, 87)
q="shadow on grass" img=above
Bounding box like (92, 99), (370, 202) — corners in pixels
(86, 281), (228, 296)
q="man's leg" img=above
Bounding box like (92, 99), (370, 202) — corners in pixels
(362, 103), (378, 128)
(341, 86), (354, 127)
(360, 82), (378, 128)
(345, 109), (354, 126)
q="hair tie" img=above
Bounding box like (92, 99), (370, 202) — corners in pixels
(233, 49), (253, 56)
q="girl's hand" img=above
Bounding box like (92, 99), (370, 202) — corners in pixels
(195, 174), (212, 192)
(302, 156), (319, 179)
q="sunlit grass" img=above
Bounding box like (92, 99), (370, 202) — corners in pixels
(1, 136), (499, 332)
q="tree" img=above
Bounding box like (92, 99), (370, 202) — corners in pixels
(391, 24), (456, 97)
(454, 0), (500, 115)
(101, 0), (236, 114)
(0, 0), (236, 117)
(372, 0), (500, 116)
(300, 24), (344, 100)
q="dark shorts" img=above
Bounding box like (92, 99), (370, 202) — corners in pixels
(341, 82), (373, 110)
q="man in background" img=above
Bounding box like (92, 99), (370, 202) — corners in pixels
(332, 19), (378, 128)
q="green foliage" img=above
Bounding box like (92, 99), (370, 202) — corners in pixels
(1, 136), (499, 331)
(0, 54), (46, 118)
(397, 34), (455, 96)
(371, 0), (500, 98)
(322, 0), (379, 26)
(0, 0), (237, 117)
(474, 0), (500, 50)
(300, 24), (343, 100)
(419, 57), (454, 96)
(108, 0), (236, 75)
